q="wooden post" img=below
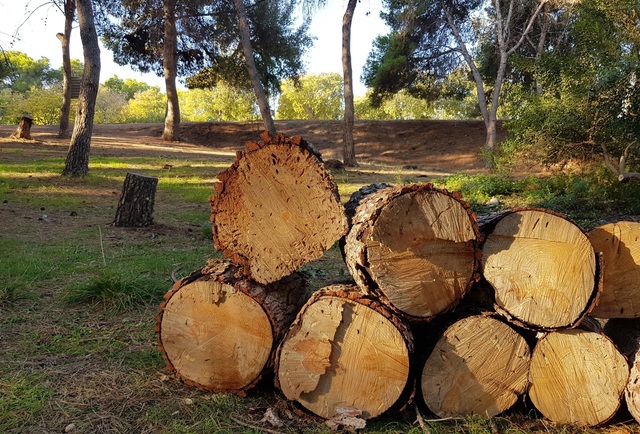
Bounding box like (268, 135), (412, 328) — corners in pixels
(10, 115), (34, 140)
(114, 172), (158, 227)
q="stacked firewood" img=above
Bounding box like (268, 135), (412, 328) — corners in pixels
(156, 133), (640, 427)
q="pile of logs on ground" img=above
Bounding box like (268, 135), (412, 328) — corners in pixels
(156, 132), (640, 428)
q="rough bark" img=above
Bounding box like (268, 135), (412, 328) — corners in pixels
(420, 314), (530, 418)
(275, 284), (414, 420)
(114, 172), (158, 227)
(157, 259), (307, 395)
(162, 0), (180, 142)
(210, 133), (348, 284)
(341, 0), (358, 167)
(232, 0), (277, 136)
(62, 0), (100, 177)
(589, 221), (640, 318)
(57, 0), (75, 139)
(479, 208), (601, 330)
(528, 328), (629, 426)
(10, 115), (33, 139)
(343, 183), (480, 321)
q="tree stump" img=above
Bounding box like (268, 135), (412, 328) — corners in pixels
(210, 132), (348, 284)
(275, 284), (414, 420)
(420, 314), (530, 418)
(480, 208), (600, 330)
(342, 184), (480, 321)
(589, 221), (640, 318)
(114, 172), (158, 227)
(528, 328), (629, 426)
(10, 115), (34, 140)
(157, 259), (307, 395)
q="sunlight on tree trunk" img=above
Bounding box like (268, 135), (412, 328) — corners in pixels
(57, 0), (75, 139)
(342, 0), (358, 167)
(233, 0), (277, 137)
(62, 0), (100, 177)
(162, 0), (180, 141)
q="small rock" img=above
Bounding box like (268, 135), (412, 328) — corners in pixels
(487, 197), (500, 206)
(64, 423), (76, 433)
(402, 165), (419, 170)
(70, 211), (78, 217)
(38, 214), (51, 222)
(184, 398), (194, 405)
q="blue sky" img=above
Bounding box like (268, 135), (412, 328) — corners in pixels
(1, 0), (389, 96)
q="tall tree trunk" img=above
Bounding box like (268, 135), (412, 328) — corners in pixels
(162, 0), (180, 141)
(62, 0), (100, 177)
(232, 0), (277, 137)
(57, 0), (75, 139)
(341, 0), (358, 167)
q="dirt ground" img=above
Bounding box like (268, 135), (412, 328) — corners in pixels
(0, 119), (503, 174)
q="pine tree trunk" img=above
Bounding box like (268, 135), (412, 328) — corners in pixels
(342, 183), (480, 321)
(10, 115), (33, 139)
(157, 260), (306, 395)
(479, 208), (601, 330)
(275, 284), (413, 420)
(420, 314), (530, 418)
(62, 0), (100, 177)
(341, 0), (358, 167)
(210, 133), (348, 284)
(528, 328), (628, 426)
(162, 0), (180, 141)
(589, 221), (640, 318)
(114, 173), (158, 227)
(56, 0), (75, 139)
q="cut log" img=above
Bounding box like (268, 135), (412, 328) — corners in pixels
(114, 172), (158, 227)
(342, 184), (480, 321)
(275, 284), (414, 420)
(10, 115), (33, 139)
(528, 329), (629, 426)
(589, 221), (640, 318)
(480, 208), (600, 330)
(420, 314), (530, 418)
(157, 259), (307, 395)
(210, 132), (348, 284)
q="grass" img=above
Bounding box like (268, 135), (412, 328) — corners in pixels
(1, 133), (640, 433)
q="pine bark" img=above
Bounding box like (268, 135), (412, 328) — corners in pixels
(114, 173), (158, 227)
(157, 259), (307, 395)
(162, 0), (180, 141)
(210, 133), (348, 284)
(341, 0), (358, 167)
(56, 0), (75, 139)
(275, 284), (414, 420)
(589, 221), (640, 318)
(420, 314), (530, 418)
(342, 183), (480, 321)
(528, 328), (628, 426)
(479, 208), (601, 330)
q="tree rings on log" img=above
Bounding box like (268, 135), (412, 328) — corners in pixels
(528, 329), (628, 426)
(157, 259), (307, 395)
(275, 284), (414, 420)
(420, 314), (530, 418)
(211, 133), (348, 284)
(343, 184), (480, 321)
(480, 208), (599, 330)
(589, 221), (640, 318)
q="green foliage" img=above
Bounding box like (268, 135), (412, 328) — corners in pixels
(0, 88), (26, 124)
(0, 51), (61, 93)
(0, 373), (53, 432)
(122, 87), (166, 123)
(95, 85), (128, 123)
(103, 75), (152, 100)
(179, 84), (257, 121)
(276, 73), (343, 120)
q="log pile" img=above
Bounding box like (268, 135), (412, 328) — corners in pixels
(156, 132), (640, 428)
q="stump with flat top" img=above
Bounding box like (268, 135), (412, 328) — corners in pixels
(480, 208), (600, 330)
(114, 172), (158, 227)
(528, 328), (629, 426)
(420, 314), (531, 418)
(157, 259), (306, 395)
(275, 284), (413, 420)
(342, 183), (480, 321)
(211, 132), (348, 285)
(589, 221), (640, 318)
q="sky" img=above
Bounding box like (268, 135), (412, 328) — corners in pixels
(0, 0), (389, 96)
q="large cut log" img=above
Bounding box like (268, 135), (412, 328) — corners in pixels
(528, 328), (629, 426)
(275, 284), (414, 420)
(480, 208), (600, 330)
(157, 259), (307, 395)
(211, 132), (348, 284)
(589, 221), (640, 318)
(342, 183), (480, 321)
(420, 314), (530, 418)
(114, 172), (158, 227)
